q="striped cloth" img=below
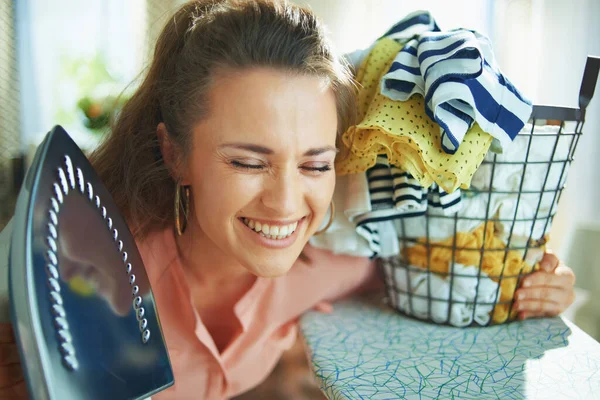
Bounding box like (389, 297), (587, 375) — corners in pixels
(353, 156), (462, 256)
(380, 19), (532, 154)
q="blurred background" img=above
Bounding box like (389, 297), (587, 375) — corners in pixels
(0, 0), (598, 398)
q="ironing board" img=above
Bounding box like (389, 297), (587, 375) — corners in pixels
(300, 295), (600, 399)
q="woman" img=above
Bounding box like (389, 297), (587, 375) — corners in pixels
(0, 1), (576, 398)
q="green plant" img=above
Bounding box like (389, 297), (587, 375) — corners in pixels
(55, 52), (129, 135)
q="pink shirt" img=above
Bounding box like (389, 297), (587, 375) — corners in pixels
(137, 229), (379, 399)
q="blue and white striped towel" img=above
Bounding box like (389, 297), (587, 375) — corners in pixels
(380, 29), (533, 154)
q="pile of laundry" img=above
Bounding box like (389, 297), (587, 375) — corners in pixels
(310, 11), (573, 326)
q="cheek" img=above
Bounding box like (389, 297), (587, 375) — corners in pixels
(191, 166), (260, 226)
(308, 173), (336, 212)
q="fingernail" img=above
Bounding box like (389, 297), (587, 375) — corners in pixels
(516, 292), (525, 300)
(522, 280), (531, 287)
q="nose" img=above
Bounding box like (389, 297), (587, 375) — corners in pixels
(260, 168), (302, 217)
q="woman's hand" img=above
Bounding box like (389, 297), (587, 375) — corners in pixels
(0, 324), (27, 399)
(513, 252), (576, 320)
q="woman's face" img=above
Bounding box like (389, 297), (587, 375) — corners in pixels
(181, 68), (338, 277)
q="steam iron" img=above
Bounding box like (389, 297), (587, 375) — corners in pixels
(8, 126), (174, 399)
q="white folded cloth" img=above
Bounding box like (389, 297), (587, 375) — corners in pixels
(467, 123), (569, 243)
(470, 123), (570, 194)
(382, 260), (500, 327)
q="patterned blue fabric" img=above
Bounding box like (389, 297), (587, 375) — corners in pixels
(301, 297), (600, 399)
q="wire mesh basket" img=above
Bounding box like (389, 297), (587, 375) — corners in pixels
(380, 56), (600, 326)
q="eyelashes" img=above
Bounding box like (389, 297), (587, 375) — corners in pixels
(229, 160), (332, 173)
(306, 165), (332, 172)
(230, 160), (263, 170)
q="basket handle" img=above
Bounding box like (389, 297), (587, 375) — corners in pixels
(579, 55), (600, 111)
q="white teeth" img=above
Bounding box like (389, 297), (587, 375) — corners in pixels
(279, 226), (288, 236)
(242, 218), (299, 240)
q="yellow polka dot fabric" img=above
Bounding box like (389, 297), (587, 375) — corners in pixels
(336, 38), (493, 193)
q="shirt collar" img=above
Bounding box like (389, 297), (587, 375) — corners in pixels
(233, 276), (271, 331)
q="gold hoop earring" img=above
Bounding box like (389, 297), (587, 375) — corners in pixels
(175, 184), (190, 236)
(314, 201), (335, 236)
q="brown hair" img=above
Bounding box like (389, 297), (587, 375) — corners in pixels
(89, 0), (356, 238)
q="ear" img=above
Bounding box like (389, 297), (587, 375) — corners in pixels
(157, 123), (186, 183)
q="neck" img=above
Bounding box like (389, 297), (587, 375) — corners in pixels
(174, 216), (256, 289)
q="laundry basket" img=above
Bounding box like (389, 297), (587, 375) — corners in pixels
(380, 56), (600, 327)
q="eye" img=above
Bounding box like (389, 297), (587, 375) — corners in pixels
(230, 160), (265, 170)
(300, 163), (332, 174)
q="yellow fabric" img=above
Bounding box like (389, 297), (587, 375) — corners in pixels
(404, 222), (542, 323)
(336, 38), (493, 193)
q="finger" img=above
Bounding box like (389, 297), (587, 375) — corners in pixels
(518, 311), (556, 320)
(539, 251), (559, 272)
(0, 363), (23, 388)
(513, 299), (561, 315)
(0, 325), (15, 344)
(515, 287), (576, 315)
(0, 344), (21, 365)
(518, 311), (527, 320)
(515, 285), (572, 306)
(313, 302), (334, 314)
(521, 270), (574, 290)
(0, 380), (28, 399)
(555, 264), (577, 286)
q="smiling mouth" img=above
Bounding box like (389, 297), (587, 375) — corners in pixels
(240, 217), (302, 240)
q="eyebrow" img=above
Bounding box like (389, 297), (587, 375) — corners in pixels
(219, 143), (338, 156)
